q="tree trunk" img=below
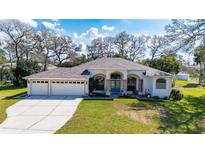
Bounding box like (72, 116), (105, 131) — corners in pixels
(26, 51), (29, 61)
(0, 68), (3, 81)
(15, 44), (19, 63)
(151, 54), (154, 60)
(44, 59), (47, 71)
(199, 63), (202, 84)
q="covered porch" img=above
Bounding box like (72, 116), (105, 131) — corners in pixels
(92, 71), (143, 96)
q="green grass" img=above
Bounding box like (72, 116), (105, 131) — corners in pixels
(57, 79), (205, 134)
(0, 86), (27, 123)
(0, 79), (204, 134)
(0, 81), (13, 89)
(57, 99), (159, 134)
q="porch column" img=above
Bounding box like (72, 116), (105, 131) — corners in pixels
(138, 79), (143, 94)
(48, 80), (51, 96)
(123, 80), (127, 95)
(106, 79), (110, 95)
(105, 71), (111, 96)
(28, 79), (31, 96)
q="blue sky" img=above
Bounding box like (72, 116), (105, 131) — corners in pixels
(35, 19), (171, 36)
(0, 19), (193, 62)
(21, 19), (169, 55)
(0, 19), (172, 55)
(32, 19), (171, 52)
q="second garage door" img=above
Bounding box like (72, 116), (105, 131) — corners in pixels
(51, 81), (85, 95)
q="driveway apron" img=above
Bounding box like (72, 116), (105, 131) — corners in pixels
(0, 96), (82, 134)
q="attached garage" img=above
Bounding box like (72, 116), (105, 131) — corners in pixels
(51, 80), (86, 95)
(28, 79), (88, 96)
(30, 80), (49, 95)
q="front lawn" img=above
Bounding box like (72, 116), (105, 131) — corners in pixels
(57, 79), (205, 134)
(57, 98), (159, 134)
(0, 86), (27, 123)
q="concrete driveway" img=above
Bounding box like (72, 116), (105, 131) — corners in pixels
(0, 96), (82, 134)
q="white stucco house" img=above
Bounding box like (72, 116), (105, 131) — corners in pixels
(176, 72), (189, 81)
(24, 57), (173, 98)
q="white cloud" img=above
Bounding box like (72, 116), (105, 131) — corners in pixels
(102, 25), (115, 31)
(42, 21), (64, 33)
(73, 27), (105, 41)
(18, 19), (38, 27)
(73, 32), (78, 39)
(0, 19), (38, 27)
(72, 27), (107, 55)
(78, 42), (87, 55)
(42, 21), (59, 29)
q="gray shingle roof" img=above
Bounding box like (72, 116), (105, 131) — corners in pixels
(24, 57), (172, 79)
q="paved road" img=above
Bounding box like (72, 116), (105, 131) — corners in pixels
(0, 96), (82, 134)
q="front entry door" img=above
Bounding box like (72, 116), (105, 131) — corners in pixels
(111, 80), (121, 93)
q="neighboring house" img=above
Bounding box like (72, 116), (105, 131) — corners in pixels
(24, 57), (173, 98)
(176, 72), (189, 81)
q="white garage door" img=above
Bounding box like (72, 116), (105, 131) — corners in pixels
(31, 80), (49, 95)
(51, 81), (85, 95)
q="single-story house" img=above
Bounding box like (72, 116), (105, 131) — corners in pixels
(24, 57), (173, 98)
(176, 72), (189, 81)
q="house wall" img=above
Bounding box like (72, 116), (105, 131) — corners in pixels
(27, 80), (31, 95)
(176, 73), (189, 81)
(127, 70), (144, 78)
(152, 77), (172, 98)
(87, 69), (173, 98)
(143, 77), (153, 95)
(89, 70), (107, 77)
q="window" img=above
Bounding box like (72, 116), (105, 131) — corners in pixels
(37, 81), (40, 83)
(52, 81), (56, 83)
(56, 81), (60, 83)
(41, 81), (44, 83)
(33, 81), (36, 83)
(127, 77), (136, 91)
(77, 81), (80, 84)
(156, 78), (166, 89)
(61, 81), (64, 84)
(45, 81), (48, 83)
(81, 82), (84, 84)
(69, 81), (72, 84)
(65, 81), (68, 84)
(73, 81), (76, 84)
(94, 76), (105, 90)
(111, 74), (121, 79)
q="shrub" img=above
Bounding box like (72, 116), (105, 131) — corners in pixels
(163, 96), (169, 100)
(12, 59), (41, 86)
(169, 89), (184, 101)
(152, 96), (160, 99)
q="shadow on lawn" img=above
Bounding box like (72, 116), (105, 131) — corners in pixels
(183, 83), (199, 88)
(157, 95), (205, 134)
(2, 92), (27, 100)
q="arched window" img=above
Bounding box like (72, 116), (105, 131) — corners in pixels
(111, 73), (121, 79)
(127, 77), (136, 91)
(156, 78), (166, 89)
(94, 75), (105, 90)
